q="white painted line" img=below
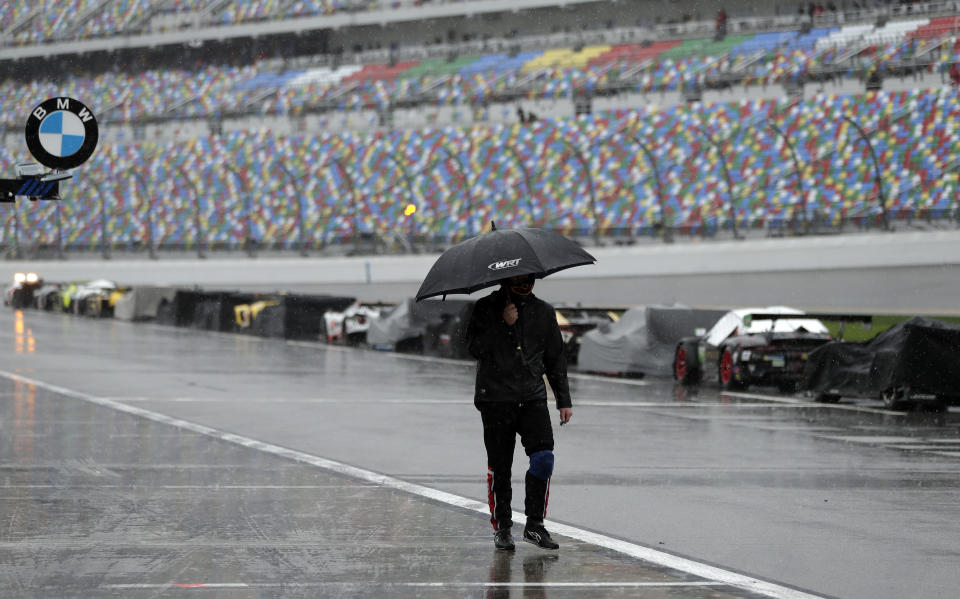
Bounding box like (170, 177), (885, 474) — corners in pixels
(0, 485), (375, 490)
(406, 581), (722, 588)
(568, 372), (649, 386)
(108, 397), (810, 408)
(579, 401), (846, 409)
(722, 392), (810, 405)
(106, 583), (251, 589)
(820, 436), (916, 444)
(891, 445), (960, 451)
(0, 369), (825, 599)
(724, 391), (906, 416)
(111, 397), (469, 404)
(104, 581), (723, 589)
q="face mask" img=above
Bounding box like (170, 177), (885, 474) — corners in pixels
(509, 280), (534, 296)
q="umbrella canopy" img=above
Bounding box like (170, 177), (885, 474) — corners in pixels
(416, 227), (596, 301)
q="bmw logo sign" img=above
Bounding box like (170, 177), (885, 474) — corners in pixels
(25, 97), (99, 171)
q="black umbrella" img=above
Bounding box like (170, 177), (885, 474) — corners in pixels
(416, 226), (596, 301)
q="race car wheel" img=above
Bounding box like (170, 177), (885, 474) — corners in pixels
(673, 344), (701, 384)
(718, 347), (746, 390)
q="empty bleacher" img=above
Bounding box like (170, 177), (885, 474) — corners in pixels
(3, 6), (960, 255)
(3, 87), (958, 254)
(5, 13), (958, 134)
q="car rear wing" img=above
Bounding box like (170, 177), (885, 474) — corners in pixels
(744, 312), (873, 340)
(744, 313), (873, 325)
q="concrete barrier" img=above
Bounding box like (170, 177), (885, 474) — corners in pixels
(3, 230), (959, 289)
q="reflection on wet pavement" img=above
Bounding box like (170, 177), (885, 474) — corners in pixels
(0, 377), (761, 598)
(3, 310), (960, 599)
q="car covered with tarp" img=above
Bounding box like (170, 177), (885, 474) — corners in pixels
(802, 316), (960, 409)
(554, 306), (622, 364)
(367, 298), (474, 355)
(113, 286), (177, 321)
(578, 305), (725, 377)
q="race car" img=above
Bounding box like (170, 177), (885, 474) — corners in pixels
(33, 282), (64, 311)
(4, 272), (42, 308)
(323, 301), (395, 345)
(673, 307), (871, 392)
(68, 279), (122, 316)
(233, 299), (280, 330)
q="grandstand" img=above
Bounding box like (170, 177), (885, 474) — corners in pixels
(1, 0), (959, 257)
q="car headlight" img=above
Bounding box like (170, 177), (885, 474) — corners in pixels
(13, 273), (26, 284)
(25, 272), (39, 284)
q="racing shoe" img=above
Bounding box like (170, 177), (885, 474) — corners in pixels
(494, 529), (515, 551)
(522, 523), (559, 550)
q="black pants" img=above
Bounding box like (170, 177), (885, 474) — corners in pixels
(479, 400), (554, 532)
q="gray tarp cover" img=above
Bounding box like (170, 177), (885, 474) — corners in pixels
(577, 305), (725, 376)
(803, 316), (960, 396)
(113, 286), (176, 321)
(576, 307), (652, 375)
(367, 298), (474, 349)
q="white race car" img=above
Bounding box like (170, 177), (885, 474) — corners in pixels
(673, 306), (870, 392)
(323, 301), (394, 345)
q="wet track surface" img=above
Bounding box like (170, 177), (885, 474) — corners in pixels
(3, 309), (960, 598)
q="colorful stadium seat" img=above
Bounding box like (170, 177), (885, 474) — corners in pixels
(3, 88), (958, 251)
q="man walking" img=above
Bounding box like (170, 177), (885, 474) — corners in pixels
(466, 273), (573, 551)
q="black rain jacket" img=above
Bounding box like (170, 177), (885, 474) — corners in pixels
(466, 287), (572, 409)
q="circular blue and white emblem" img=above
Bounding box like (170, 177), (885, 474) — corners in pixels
(25, 97), (98, 170)
(39, 110), (87, 157)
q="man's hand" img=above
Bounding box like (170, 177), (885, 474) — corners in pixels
(559, 408), (572, 425)
(503, 302), (518, 326)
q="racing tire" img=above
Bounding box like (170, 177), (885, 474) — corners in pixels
(718, 346), (747, 390)
(673, 344), (701, 385)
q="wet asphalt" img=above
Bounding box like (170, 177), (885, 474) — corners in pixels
(2, 309), (960, 599)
